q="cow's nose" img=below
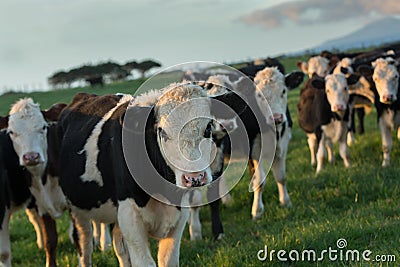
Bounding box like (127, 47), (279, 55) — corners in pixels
(271, 113), (284, 124)
(382, 94), (394, 102)
(22, 152), (41, 166)
(333, 104), (346, 111)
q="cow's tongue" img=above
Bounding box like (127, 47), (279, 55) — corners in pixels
(182, 172), (207, 188)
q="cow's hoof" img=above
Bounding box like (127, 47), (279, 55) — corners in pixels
(251, 205), (264, 220)
(215, 233), (224, 241)
(190, 232), (202, 241)
(382, 161), (390, 168)
(280, 200), (292, 208)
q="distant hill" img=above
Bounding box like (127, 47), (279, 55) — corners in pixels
(312, 17), (400, 52)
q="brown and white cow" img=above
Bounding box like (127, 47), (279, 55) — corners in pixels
(298, 73), (360, 174)
(0, 99), (66, 267)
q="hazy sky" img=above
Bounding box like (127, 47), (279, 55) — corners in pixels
(1, 0), (399, 92)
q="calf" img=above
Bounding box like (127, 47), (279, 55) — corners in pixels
(297, 73), (360, 174)
(369, 57), (400, 167)
(0, 100), (66, 267)
(207, 67), (304, 219)
(57, 84), (239, 266)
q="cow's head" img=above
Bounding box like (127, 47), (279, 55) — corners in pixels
(333, 58), (354, 77)
(298, 56), (330, 78)
(254, 67), (304, 125)
(130, 82), (244, 189)
(312, 73), (360, 116)
(5, 99), (66, 175)
(372, 57), (399, 104)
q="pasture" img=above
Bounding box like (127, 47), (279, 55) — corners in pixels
(1, 57), (399, 267)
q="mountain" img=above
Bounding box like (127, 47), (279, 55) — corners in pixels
(312, 17), (400, 52)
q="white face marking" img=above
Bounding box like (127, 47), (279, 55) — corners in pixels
(325, 73), (350, 114)
(333, 58), (354, 77)
(254, 67), (287, 125)
(155, 84), (214, 188)
(372, 57), (399, 104)
(7, 99), (48, 169)
(307, 56), (330, 78)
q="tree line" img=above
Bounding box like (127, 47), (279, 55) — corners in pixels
(48, 59), (161, 88)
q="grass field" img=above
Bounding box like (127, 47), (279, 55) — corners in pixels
(1, 59), (399, 267)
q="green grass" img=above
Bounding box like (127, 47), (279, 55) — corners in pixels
(2, 57), (400, 267)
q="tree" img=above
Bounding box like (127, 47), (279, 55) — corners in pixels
(135, 60), (162, 78)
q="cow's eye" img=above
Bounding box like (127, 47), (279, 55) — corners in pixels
(158, 127), (169, 142)
(41, 125), (48, 132)
(281, 89), (286, 97)
(344, 87), (348, 91)
(7, 130), (14, 135)
(203, 121), (212, 138)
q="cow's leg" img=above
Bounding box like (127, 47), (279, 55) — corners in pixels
(325, 138), (335, 164)
(112, 224), (131, 267)
(71, 212), (93, 267)
(379, 118), (392, 167)
(219, 177), (232, 206)
(316, 134), (326, 174)
(38, 214), (57, 267)
(306, 133), (317, 166)
(188, 207), (202, 241)
(397, 127), (400, 140)
(249, 159), (266, 219)
(356, 108), (365, 134)
(0, 208), (11, 267)
(118, 199), (155, 266)
(339, 132), (351, 168)
(271, 157), (291, 207)
(347, 104), (356, 146)
(207, 180), (224, 240)
(158, 209), (189, 267)
(99, 223), (111, 251)
(92, 221), (100, 248)
(26, 208), (44, 249)
(188, 190), (203, 241)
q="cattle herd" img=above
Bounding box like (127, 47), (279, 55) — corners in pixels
(0, 42), (400, 267)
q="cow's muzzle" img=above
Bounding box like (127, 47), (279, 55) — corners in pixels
(22, 152), (41, 166)
(182, 172), (207, 188)
(270, 113), (284, 125)
(381, 94), (395, 104)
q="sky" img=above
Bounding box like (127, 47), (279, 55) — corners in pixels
(1, 0), (400, 93)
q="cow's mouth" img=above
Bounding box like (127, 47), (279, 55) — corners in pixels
(181, 172), (207, 188)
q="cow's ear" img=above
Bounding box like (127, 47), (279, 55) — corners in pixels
(347, 74), (361, 86)
(210, 90), (248, 119)
(296, 61), (308, 74)
(42, 103), (67, 122)
(0, 115), (9, 129)
(123, 105), (155, 135)
(311, 75), (325, 90)
(356, 65), (373, 76)
(285, 71), (305, 90)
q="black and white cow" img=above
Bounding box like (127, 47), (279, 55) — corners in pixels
(57, 84), (240, 266)
(297, 73), (360, 174)
(358, 57), (400, 167)
(371, 57), (400, 166)
(206, 67), (304, 219)
(0, 100), (66, 267)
